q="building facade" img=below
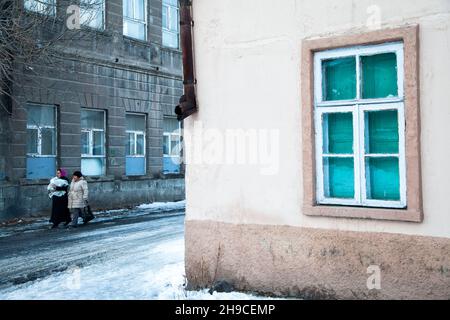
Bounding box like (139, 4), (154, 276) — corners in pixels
(184, 0), (450, 299)
(0, 0), (185, 220)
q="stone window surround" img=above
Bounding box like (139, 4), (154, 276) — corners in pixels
(301, 25), (423, 222)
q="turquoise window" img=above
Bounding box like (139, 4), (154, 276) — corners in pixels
(316, 43), (405, 207)
(323, 113), (353, 154)
(323, 157), (354, 199)
(365, 110), (399, 154)
(361, 53), (398, 99)
(366, 157), (400, 201)
(364, 110), (400, 200)
(322, 57), (356, 101)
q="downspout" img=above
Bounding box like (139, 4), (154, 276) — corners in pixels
(175, 0), (197, 121)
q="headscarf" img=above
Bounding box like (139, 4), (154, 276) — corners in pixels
(59, 168), (67, 178)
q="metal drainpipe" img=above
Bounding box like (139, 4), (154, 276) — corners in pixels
(175, 0), (198, 121)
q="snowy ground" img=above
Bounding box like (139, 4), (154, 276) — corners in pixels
(0, 201), (269, 300)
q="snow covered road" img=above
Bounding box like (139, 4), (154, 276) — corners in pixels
(0, 202), (266, 300)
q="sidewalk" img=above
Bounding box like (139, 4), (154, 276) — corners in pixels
(0, 200), (186, 239)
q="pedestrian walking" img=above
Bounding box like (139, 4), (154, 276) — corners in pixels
(47, 168), (71, 229)
(67, 171), (89, 228)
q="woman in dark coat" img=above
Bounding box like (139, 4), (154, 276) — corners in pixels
(47, 168), (71, 229)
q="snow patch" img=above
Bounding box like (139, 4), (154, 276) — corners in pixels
(136, 200), (186, 211)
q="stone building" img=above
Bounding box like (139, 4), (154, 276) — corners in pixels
(184, 0), (450, 299)
(0, 0), (185, 219)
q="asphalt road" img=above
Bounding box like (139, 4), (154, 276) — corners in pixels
(0, 207), (185, 296)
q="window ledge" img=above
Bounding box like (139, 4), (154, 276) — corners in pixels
(303, 204), (423, 223)
(84, 175), (115, 183)
(121, 175), (153, 181)
(161, 46), (182, 54)
(161, 173), (184, 179)
(19, 179), (51, 186)
(123, 35), (149, 46)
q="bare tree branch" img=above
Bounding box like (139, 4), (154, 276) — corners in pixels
(0, 0), (106, 115)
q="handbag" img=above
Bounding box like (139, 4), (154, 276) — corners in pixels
(83, 205), (95, 224)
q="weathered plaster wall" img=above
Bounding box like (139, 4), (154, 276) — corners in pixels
(184, 0), (450, 238)
(186, 220), (450, 299)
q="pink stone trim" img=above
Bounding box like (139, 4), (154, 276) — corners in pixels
(301, 25), (423, 222)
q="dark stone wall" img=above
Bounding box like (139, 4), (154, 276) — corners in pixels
(3, 177), (184, 218)
(0, 0), (185, 220)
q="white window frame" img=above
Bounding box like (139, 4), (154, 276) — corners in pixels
(81, 129), (105, 157)
(162, 0), (179, 48)
(24, 0), (56, 16)
(314, 42), (406, 209)
(127, 131), (146, 156)
(126, 113), (146, 156)
(163, 121), (181, 158)
(123, 0), (148, 41)
(26, 105), (57, 158)
(81, 109), (106, 175)
(80, 0), (106, 30)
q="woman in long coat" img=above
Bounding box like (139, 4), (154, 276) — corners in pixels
(68, 171), (89, 227)
(47, 168), (71, 229)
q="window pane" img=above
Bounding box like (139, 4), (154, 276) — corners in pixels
(162, 5), (168, 29)
(163, 135), (169, 155)
(135, 0), (145, 20)
(24, 0), (55, 15)
(80, 0), (104, 29)
(123, 19), (146, 40)
(81, 110), (104, 130)
(126, 114), (146, 131)
(163, 117), (179, 133)
(165, 0), (178, 6)
(361, 53), (398, 99)
(163, 30), (179, 48)
(322, 112), (353, 154)
(93, 131), (104, 156)
(323, 157), (354, 199)
(136, 134), (145, 155)
(41, 128), (55, 155)
(366, 157), (400, 200)
(26, 157), (55, 179)
(322, 57), (356, 101)
(169, 7), (178, 31)
(170, 135), (180, 156)
(27, 104), (55, 127)
(123, 0), (132, 17)
(27, 129), (38, 154)
(126, 133), (134, 156)
(365, 110), (399, 154)
(126, 157), (146, 176)
(81, 158), (104, 176)
(81, 132), (90, 155)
